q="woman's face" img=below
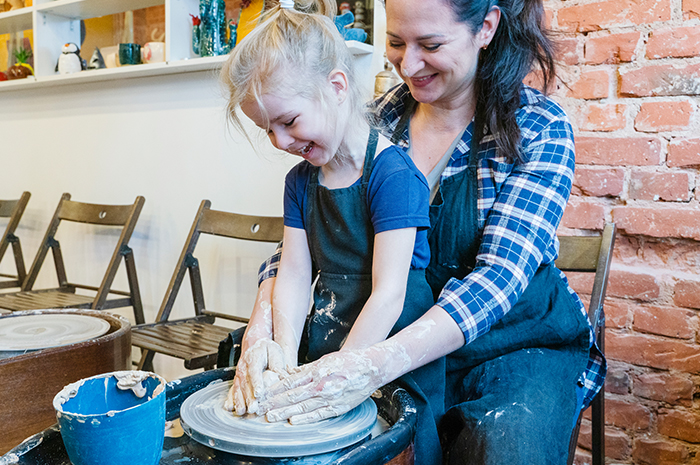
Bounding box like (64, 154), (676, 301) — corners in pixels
(385, 0), (485, 109)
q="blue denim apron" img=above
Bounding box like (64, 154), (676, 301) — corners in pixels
(424, 133), (590, 464)
(301, 129), (445, 465)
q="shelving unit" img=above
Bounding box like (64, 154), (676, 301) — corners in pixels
(0, 0), (374, 92)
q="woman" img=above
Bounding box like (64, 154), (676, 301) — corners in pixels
(227, 0), (604, 462)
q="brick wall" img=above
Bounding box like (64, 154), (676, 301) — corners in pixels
(544, 0), (700, 463)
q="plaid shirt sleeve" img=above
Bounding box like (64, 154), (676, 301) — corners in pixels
(436, 105), (577, 346)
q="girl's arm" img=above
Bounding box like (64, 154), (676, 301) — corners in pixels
(342, 227), (416, 349)
(226, 227), (312, 415)
(271, 226), (313, 365)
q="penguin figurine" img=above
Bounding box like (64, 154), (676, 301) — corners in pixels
(56, 43), (86, 74)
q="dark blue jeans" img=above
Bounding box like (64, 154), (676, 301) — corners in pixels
(440, 345), (588, 464)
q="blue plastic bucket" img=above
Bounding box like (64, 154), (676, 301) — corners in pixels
(53, 370), (166, 465)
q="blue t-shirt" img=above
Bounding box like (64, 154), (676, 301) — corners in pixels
(283, 145), (431, 269)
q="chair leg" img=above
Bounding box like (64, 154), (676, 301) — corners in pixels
(139, 349), (156, 372)
(123, 249), (145, 325)
(591, 390), (605, 465)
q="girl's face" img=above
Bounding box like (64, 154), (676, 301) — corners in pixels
(241, 90), (342, 167)
(385, 0), (490, 109)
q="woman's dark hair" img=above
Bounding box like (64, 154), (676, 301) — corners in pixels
(448, 0), (556, 162)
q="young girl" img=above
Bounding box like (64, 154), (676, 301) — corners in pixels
(220, 0), (443, 462)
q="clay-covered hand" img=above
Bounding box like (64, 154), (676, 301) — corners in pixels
(225, 338), (292, 415)
(259, 343), (410, 424)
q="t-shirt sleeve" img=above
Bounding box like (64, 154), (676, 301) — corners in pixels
(367, 146), (430, 234)
(283, 162), (309, 230)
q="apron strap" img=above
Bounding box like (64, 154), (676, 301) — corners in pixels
(362, 128), (379, 182)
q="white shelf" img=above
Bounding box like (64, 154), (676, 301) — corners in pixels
(0, 41), (373, 92)
(0, 0), (375, 92)
(35, 0), (164, 20)
(0, 7), (33, 34)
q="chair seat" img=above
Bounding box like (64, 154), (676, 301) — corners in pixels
(132, 320), (235, 370)
(0, 289), (95, 311)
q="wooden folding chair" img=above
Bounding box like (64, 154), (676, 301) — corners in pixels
(559, 223), (616, 465)
(0, 193), (146, 324)
(131, 200), (284, 371)
(0, 192), (31, 291)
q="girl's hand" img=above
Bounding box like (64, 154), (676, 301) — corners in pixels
(259, 343), (411, 424)
(225, 338), (292, 415)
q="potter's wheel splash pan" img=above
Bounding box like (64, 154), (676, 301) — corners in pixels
(180, 380), (377, 457)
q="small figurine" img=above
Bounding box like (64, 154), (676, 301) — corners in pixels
(56, 43), (86, 74)
(87, 47), (106, 70)
(7, 47), (33, 80)
(339, 1), (350, 14)
(333, 11), (367, 43)
(374, 53), (400, 99)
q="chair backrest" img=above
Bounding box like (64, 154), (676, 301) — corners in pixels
(0, 192), (31, 288)
(557, 222), (616, 465)
(21, 193), (146, 310)
(154, 199), (284, 324)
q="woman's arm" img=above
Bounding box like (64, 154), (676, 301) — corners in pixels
(260, 305), (464, 424)
(342, 227), (416, 349)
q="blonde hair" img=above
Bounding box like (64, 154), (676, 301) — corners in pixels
(221, 0), (366, 141)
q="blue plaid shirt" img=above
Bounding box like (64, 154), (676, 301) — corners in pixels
(259, 83), (605, 409)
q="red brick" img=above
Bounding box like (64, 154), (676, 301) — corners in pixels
(575, 136), (663, 166)
(607, 332), (700, 372)
(632, 438), (689, 465)
(563, 271), (595, 297)
(577, 422), (632, 460)
(612, 235), (700, 273)
(685, 0), (700, 18)
(573, 167), (625, 197)
(607, 269), (660, 301)
(613, 206), (700, 240)
(565, 70), (610, 99)
(658, 409), (700, 443)
(557, 37), (580, 66)
(585, 32), (640, 64)
(634, 100), (693, 132)
(633, 305), (696, 339)
(604, 298), (634, 329)
(628, 170), (692, 202)
(605, 365), (631, 395)
(674, 279), (700, 309)
(577, 103), (627, 132)
(605, 397), (652, 430)
(647, 26), (700, 59)
(561, 197), (606, 230)
(668, 138), (700, 167)
(633, 372), (694, 406)
(619, 62), (700, 97)
(557, 0), (671, 32)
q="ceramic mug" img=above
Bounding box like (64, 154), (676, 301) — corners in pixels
(118, 43), (141, 66)
(142, 42), (165, 64)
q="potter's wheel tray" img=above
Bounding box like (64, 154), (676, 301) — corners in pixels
(180, 380), (377, 457)
(0, 312), (111, 351)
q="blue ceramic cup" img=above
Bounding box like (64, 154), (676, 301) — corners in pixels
(118, 43), (141, 65)
(53, 371), (166, 465)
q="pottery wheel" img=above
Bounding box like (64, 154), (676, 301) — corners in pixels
(0, 313), (111, 351)
(180, 380), (377, 457)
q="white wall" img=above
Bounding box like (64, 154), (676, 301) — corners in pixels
(0, 69), (300, 380)
(0, 2), (387, 381)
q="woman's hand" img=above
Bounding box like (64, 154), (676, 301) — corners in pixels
(225, 338), (292, 415)
(259, 342), (411, 424)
